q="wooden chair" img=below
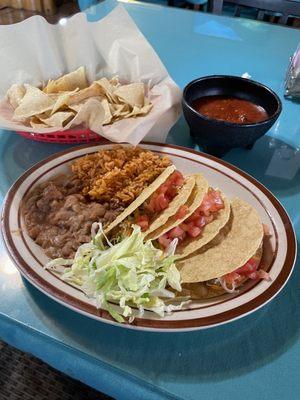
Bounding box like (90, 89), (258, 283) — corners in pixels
(207, 0), (300, 24)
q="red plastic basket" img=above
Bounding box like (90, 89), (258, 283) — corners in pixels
(16, 128), (103, 144)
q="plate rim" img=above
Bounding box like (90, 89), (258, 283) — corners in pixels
(1, 141), (297, 332)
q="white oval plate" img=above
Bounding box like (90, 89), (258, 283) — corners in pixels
(1, 143), (297, 332)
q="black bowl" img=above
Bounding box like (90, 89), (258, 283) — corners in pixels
(182, 75), (282, 157)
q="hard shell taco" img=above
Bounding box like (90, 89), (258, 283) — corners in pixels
(146, 175), (231, 259)
(176, 198), (270, 299)
(105, 168), (202, 240)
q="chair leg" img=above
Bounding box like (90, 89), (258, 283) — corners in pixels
(257, 10), (265, 21)
(181, 1), (190, 9)
(207, 0), (223, 14)
(234, 5), (241, 17)
(279, 15), (289, 25)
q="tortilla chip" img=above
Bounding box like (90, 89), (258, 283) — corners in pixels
(177, 198), (264, 283)
(114, 83), (145, 108)
(124, 104), (153, 119)
(29, 115), (49, 129)
(67, 83), (104, 105)
(109, 76), (121, 88)
(35, 110), (52, 119)
(40, 111), (75, 128)
(6, 84), (26, 109)
(43, 66), (88, 93)
(6, 68), (152, 130)
(140, 103), (153, 114)
(51, 88), (79, 114)
(146, 174), (209, 241)
(111, 103), (131, 117)
(105, 165), (176, 235)
(101, 98), (113, 125)
(30, 122), (48, 129)
(67, 97), (106, 130)
(13, 85), (54, 119)
(95, 78), (119, 104)
(144, 175), (196, 236)
(175, 195), (231, 259)
(68, 103), (81, 113)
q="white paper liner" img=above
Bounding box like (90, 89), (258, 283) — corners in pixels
(0, 5), (181, 145)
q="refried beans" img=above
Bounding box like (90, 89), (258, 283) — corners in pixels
(22, 176), (123, 259)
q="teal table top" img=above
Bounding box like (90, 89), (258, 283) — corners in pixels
(0, 2), (300, 399)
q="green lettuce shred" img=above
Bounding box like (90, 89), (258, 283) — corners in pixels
(45, 224), (186, 322)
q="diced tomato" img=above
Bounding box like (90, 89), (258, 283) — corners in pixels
(137, 221), (149, 230)
(209, 189), (224, 211)
(168, 226), (185, 239)
(156, 193), (169, 211)
(181, 231), (187, 241)
(222, 257), (270, 289)
(145, 171), (184, 216)
(165, 185), (178, 199)
(158, 234), (171, 248)
(193, 216), (206, 228)
(186, 208), (203, 223)
(187, 226), (202, 238)
(235, 258), (258, 275)
(198, 195), (212, 214)
(175, 205), (189, 220)
(137, 215), (148, 222)
(248, 272), (259, 280)
(157, 187), (224, 248)
(157, 183), (169, 195)
(136, 215), (149, 231)
(204, 215), (214, 224)
(186, 214), (196, 224)
(145, 196), (156, 213)
(145, 192), (170, 213)
(199, 189), (224, 215)
(179, 222), (189, 231)
(159, 171), (184, 190)
(224, 272), (242, 285)
(170, 171), (184, 186)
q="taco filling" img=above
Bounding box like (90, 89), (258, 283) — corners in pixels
(207, 245), (270, 295)
(107, 170), (197, 241)
(219, 253), (270, 292)
(157, 188), (224, 248)
(181, 244), (270, 300)
(135, 171), (185, 231)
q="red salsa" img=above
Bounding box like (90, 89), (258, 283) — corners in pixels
(192, 95), (268, 124)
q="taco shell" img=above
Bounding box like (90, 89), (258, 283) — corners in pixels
(105, 165), (176, 234)
(175, 194), (231, 259)
(177, 198), (264, 283)
(180, 244), (263, 299)
(144, 174), (196, 236)
(145, 174), (209, 241)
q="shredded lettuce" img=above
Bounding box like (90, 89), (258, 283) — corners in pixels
(45, 224), (187, 322)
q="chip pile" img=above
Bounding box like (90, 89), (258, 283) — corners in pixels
(6, 67), (153, 129)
